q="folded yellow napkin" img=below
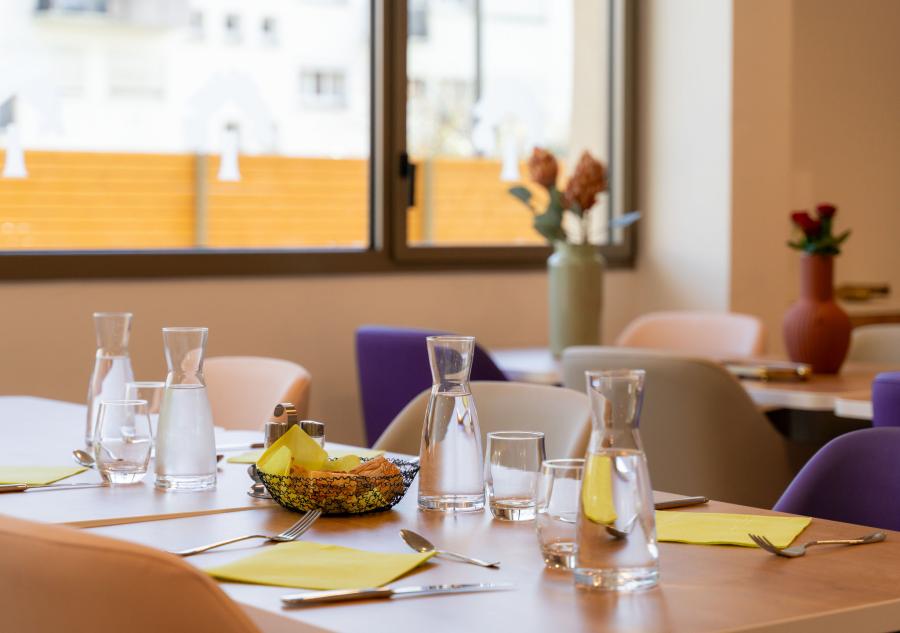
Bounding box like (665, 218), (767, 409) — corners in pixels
(656, 510), (811, 548)
(227, 446), (385, 465)
(205, 541), (434, 589)
(0, 465), (87, 485)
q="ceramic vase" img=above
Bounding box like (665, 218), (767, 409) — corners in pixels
(547, 241), (605, 357)
(782, 254), (851, 374)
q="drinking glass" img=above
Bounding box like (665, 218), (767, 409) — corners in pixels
(536, 458), (584, 569)
(126, 381), (164, 440)
(418, 335), (485, 512)
(93, 399), (153, 484)
(154, 327), (217, 491)
(85, 312), (135, 449)
(485, 431), (546, 521)
(575, 370), (658, 591)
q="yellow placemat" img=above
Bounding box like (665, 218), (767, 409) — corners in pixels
(227, 447), (385, 464)
(656, 511), (811, 548)
(205, 541), (434, 589)
(0, 465), (88, 485)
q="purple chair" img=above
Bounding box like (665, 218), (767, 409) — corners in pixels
(355, 325), (508, 447)
(774, 427), (900, 530)
(872, 372), (900, 427)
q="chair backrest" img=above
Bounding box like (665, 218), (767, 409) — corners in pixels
(373, 381), (591, 459)
(561, 346), (794, 507)
(873, 372), (900, 428)
(615, 311), (765, 358)
(355, 325), (508, 446)
(0, 515), (260, 633)
(774, 427), (900, 529)
(204, 356), (311, 430)
(847, 324), (900, 364)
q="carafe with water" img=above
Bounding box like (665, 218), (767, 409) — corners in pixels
(154, 327), (216, 491)
(85, 312), (135, 449)
(418, 335), (485, 512)
(575, 369), (659, 591)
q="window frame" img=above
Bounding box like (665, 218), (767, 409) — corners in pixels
(0, 0), (635, 280)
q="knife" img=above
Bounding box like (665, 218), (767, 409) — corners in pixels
(281, 582), (514, 607)
(654, 496), (709, 510)
(0, 482), (110, 493)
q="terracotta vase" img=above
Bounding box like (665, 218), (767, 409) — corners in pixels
(547, 241), (605, 357)
(782, 254), (851, 374)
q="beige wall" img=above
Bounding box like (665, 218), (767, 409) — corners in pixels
(0, 271), (635, 445)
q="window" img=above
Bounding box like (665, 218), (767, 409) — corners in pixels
(0, 1), (633, 278)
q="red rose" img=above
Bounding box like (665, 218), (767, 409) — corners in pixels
(816, 203), (837, 219)
(791, 211), (821, 237)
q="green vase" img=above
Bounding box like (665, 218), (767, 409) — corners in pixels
(548, 241), (605, 357)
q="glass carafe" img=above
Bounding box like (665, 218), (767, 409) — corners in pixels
(85, 312), (135, 449)
(418, 335), (485, 512)
(154, 327), (216, 491)
(575, 369), (659, 591)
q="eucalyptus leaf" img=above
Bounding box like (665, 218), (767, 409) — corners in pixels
(508, 186), (533, 205)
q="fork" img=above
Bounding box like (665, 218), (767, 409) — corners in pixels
(748, 530), (886, 558)
(172, 509), (322, 557)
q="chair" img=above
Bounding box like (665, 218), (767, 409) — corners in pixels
(774, 427), (900, 530)
(873, 372), (900, 427)
(847, 324), (900, 364)
(0, 514), (260, 633)
(561, 346), (794, 507)
(204, 356), (311, 430)
(356, 325), (508, 446)
(615, 311), (765, 358)
(373, 381), (591, 459)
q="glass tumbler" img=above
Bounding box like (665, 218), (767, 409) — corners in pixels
(126, 381), (164, 442)
(485, 431), (546, 521)
(93, 399), (153, 484)
(575, 370), (658, 592)
(85, 312), (135, 449)
(536, 458), (584, 569)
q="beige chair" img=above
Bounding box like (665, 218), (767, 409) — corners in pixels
(616, 311), (765, 358)
(562, 346), (795, 508)
(204, 356), (311, 430)
(847, 324), (900, 364)
(374, 381), (591, 459)
(0, 514), (260, 633)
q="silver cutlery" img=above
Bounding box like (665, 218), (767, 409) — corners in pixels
(654, 496), (708, 510)
(281, 582), (514, 606)
(0, 482), (109, 493)
(172, 509), (322, 557)
(748, 530), (886, 558)
(72, 449), (97, 468)
(605, 514), (638, 539)
(399, 529), (500, 568)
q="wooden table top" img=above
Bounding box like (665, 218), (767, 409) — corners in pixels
(88, 487), (900, 633)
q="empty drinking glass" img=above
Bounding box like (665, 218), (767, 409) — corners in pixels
(536, 458), (584, 569)
(485, 431), (546, 521)
(85, 312), (135, 449)
(154, 327), (217, 491)
(418, 335), (485, 512)
(126, 381), (164, 440)
(93, 399), (153, 484)
(575, 369), (658, 592)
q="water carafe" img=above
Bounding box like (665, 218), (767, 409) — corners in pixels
(85, 312), (135, 449)
(575, 369), (659, 591)
(154, 327), (216, 491)
(418, 335), (485, 512)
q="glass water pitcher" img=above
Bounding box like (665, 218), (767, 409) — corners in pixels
(154, 327), (217, 491)
(575, 369), (659, 591)
(418, 335), (485, 512)
(85, 312), (135, 449)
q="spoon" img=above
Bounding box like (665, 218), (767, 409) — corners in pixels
(605, 515), (638, 540)
(72, 449), (96, 468)
(399, 529), (500, 568)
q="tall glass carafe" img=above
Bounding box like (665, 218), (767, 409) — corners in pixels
(418, 335), (485, 512)
(154, 327), (216, 491)
(85, 312), (135, 449)
(575, 370), (659, 591)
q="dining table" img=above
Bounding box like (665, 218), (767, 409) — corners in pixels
(5, 396), (900, 632)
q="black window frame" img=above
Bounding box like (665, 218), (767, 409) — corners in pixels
(0, 0), (635, 280)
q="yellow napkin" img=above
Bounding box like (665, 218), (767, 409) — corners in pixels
(0, 465), (87, 485)
(227, 446), (385, 465)
(205, 541), (434, 589)
(656, 511), (811, 548)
